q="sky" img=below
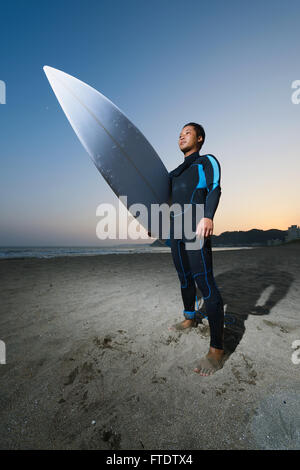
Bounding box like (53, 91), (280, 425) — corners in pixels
(0, 0), (299, 246)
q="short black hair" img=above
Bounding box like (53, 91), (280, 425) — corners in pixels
(183, 122), (205, 149)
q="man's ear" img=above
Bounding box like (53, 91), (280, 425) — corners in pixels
(198, 136), (203, 145)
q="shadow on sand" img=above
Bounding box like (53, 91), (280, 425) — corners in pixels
(195, 265), (294, 358)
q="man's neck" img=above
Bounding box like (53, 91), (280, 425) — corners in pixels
(184, 149), (200, 158)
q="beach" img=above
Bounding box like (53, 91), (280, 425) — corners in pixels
(0, 243), (300, 450)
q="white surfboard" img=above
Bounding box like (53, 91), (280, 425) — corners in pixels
(43, 66), (170, 239)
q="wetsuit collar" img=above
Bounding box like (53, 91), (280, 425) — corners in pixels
(169, 150), (200, 178)
(183, 150), (200, 164)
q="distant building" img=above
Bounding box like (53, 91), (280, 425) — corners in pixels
(285, 225), (300, 242)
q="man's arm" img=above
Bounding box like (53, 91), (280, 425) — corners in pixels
(196, 155), (222, 238)
(203, 154), (222, 220)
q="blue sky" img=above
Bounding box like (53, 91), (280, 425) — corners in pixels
(1, 0), (299, 245)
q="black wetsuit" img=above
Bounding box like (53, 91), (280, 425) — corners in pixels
(169, 151), (224, 349)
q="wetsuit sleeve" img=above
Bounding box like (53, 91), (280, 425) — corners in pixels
(203, 155), (222, 220)
(168, 173), (173, 205)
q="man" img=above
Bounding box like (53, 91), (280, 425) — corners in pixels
(168, 123), (225, 376)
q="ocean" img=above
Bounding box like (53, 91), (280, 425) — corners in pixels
(0, 245), (254, 260)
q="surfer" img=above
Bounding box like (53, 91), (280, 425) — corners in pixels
(168, 123), (225, 376)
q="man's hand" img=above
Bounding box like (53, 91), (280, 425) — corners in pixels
(196, 217), (213, 239)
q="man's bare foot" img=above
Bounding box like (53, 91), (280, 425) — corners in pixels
(168, 318), (196, 331)
(193, 347), (225, 376)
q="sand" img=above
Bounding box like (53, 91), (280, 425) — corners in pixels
(0, 243), (300, 450)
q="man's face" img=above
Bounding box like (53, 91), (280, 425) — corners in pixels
(178, 125), (202, 153)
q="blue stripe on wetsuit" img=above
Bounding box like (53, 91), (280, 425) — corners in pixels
(196, 155), (220, 191)
(196, 164), (207, 189)
(206, 155), (220, 192)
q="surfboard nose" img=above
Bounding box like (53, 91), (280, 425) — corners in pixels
(43, 65), (54, 77)
(43, 65), (68, 83)
(43, 66), (59, 86)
